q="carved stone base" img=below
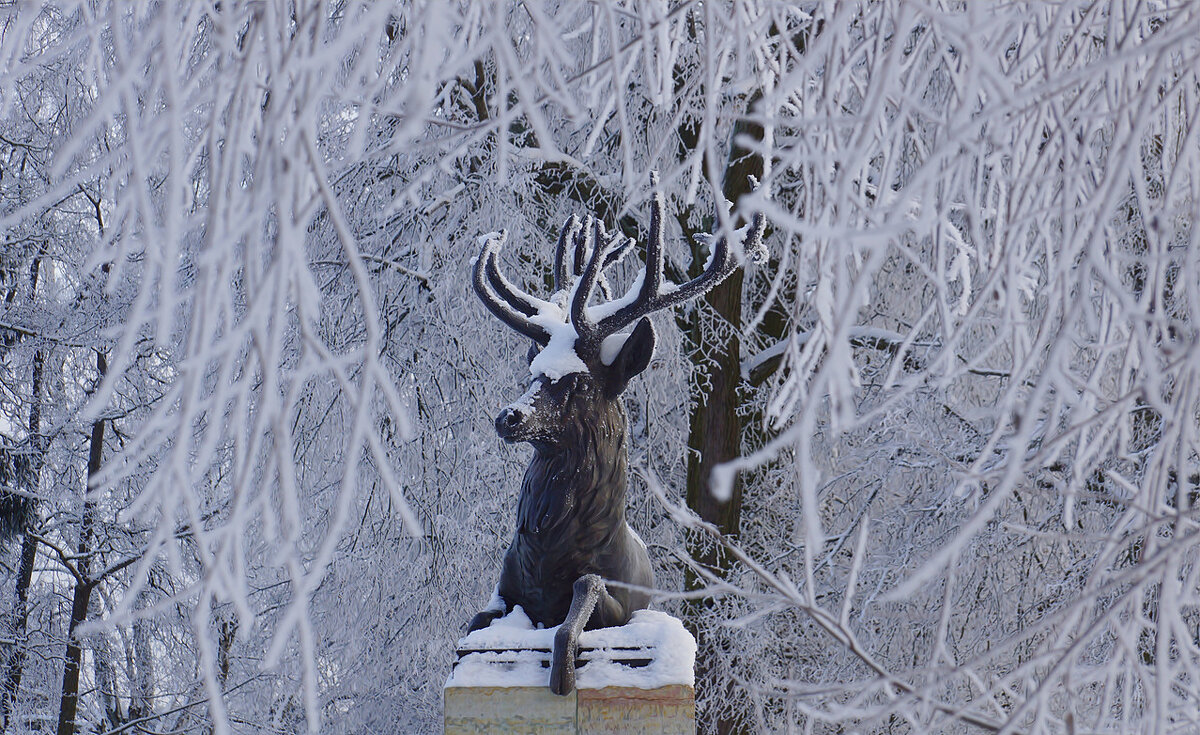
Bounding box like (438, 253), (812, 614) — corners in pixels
(444, 685), (576, 733)
(443, 683), (695, 734)
(577, 684), (695, 734)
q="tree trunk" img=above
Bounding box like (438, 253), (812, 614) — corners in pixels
(56, 352), (106, 735)
(56, 575), (95, 735)
(1, 532), (37, 731)
(1, 256), (45, 731)
(681, 114), (764, 735)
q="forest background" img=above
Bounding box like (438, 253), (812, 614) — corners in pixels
(1, 2), (1199, 733)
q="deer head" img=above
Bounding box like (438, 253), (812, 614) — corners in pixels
(473, 174), (764, 450)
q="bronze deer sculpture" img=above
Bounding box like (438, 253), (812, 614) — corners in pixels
(468, 176), (763, 695)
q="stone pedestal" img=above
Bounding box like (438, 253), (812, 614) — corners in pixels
(444, 686), (577, 733)
(444, 609), (696, 734)
(576, 684), (694, 734)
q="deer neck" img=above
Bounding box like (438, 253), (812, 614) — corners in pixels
(519, 400), (629, 539)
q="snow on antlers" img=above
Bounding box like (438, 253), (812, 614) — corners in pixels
(473, 174), (766, 381)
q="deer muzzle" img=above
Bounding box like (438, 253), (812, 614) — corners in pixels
(495, 406), (525, 441)
(495, 380), (551, 443)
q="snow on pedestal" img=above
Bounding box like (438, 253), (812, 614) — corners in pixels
(444, 607), (696, 734)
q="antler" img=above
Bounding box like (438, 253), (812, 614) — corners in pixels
(472, 231), (551, 345)
(569, 174), (765, 363)
(553, 214), (633, 298)
(473, 173), (764, 365)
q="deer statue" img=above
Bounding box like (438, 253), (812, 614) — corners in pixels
(468, 174), (764, 695)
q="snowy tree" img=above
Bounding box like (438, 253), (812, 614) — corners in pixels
(0, 2), (1197, 734)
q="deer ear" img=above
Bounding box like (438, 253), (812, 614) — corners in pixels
(606, 317), (656, 395)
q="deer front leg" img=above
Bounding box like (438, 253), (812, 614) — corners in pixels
(549, 574), (624, 696)
(465, 586), (508, 633)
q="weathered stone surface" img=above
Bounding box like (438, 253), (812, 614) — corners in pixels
(443, 685), (576, 734)
(577, 684), (695, 735)
(443, 683), (695, 734)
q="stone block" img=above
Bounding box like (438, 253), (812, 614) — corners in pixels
(577, 684), (695, 735)
(444, 685), (576, 734)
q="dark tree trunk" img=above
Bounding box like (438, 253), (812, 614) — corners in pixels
(685, 265), (748, 536)
(2, 255), (45, 731)
(1, 532), (37, 731)
(56, 575), (95, 735)
(56, 351), (106, 735)
(683, 269), (748, 735)
(681, 113), (764, 735)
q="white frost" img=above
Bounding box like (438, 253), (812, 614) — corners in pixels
(527, 304), (588, 379)
(507, 381), (542, 415)
(587, 267), (645, 322)
(484, 584), (505, 614)
(599, 332), (631, 366)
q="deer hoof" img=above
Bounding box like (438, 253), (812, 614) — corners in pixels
(465, 610), (498, 633)
(549, 658), (575, 696)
